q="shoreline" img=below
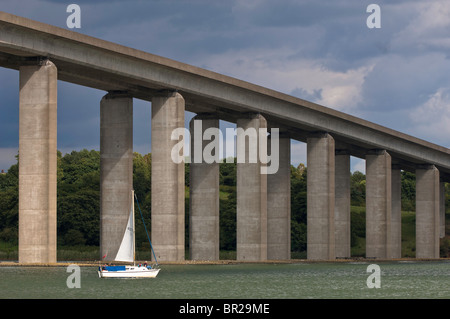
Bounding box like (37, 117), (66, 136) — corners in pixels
(1, 257), (449, 267)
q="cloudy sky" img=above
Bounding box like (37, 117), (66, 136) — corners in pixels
(1, 0), (450, 173)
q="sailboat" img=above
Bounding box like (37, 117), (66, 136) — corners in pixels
(98, 190), (160, 278)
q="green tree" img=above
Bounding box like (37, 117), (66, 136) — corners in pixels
(401, 171), (415, 212)
(220, 189), (236, 251)
(219, 159), (237, 251)
(351, 208), (366, 248)
(290, 164), (307, 252)
(133, 152), (153, 249)
(220, 158), (237, 187)
(0, 157), (19, 244)
(58, 149), (100, 185)
(57, 150), (100, 246)
(350, 171), (366, 207)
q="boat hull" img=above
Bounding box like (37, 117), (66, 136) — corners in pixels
(98, 266), (160, 278)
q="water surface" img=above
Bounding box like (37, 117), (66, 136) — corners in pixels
(1, 261), (450, 299)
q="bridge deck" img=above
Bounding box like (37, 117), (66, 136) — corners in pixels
(1, 11), (449, 179)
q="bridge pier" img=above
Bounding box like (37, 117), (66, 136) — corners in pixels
(391, 165), (402, 259)
(99, 92), (133, 262)
(151, 91), (185, 262)
(366, 150), (392, 259)
(189, 114), (220, 260)
(236, 113), (268, 261)
(416, 165), (440, 259)
(18, 60), (58, 264)
(307, 133), (335, 260)
(267, 132), (291, 260)
(440, 180), (446, 239)
(335, 151), (351, 258)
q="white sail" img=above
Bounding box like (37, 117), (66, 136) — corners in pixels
(98, 190), (160, 278)
(115, 195), (135, 263)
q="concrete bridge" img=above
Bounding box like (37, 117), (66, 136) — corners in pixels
(1, 12), (449, 263)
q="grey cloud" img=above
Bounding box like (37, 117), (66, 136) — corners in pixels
(0, 70), (19, 148)
(290, 87), (323, 103)
(1, 0), (449, 161)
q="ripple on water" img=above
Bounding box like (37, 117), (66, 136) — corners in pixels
(1, 262), (450, 299)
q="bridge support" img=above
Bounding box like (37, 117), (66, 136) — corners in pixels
(416, 165), (440, 259)
(151, 91), (185, 261)
(267, 133), (291, 260)
(440, 179), (446, 239)
(99, 92), (133, 262)
(307, 133), (335, 260)
(18, 60), (57, 264)
(335, 151), (350, 258)
(391, 165), (402, 258)
(189, 114), (220, 260)
(236, 113), (268, 261)
(366, 150), (392, 259)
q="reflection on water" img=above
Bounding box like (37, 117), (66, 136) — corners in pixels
(1, 261), (450, 299)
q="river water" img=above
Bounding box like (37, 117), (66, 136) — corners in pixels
(1, 261), (450, 299)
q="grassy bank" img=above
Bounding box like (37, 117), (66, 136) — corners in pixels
(349, 207), (417, 257)
(0, 244), (100, 261)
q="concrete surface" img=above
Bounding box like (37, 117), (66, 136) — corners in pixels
(18, 60), (57, 263)
(1, 12), (449, 263)
(189, 115), (220, 260)
(236, 113), (268, 261)
(151, 91), (185, 262)
(267, 133), (291, 260)
(366, 150), (392, 259)
(391, 166), (402, 259)
(307, 133), (335, 260)
(335, 152), (350, 258)
(99, 92), (133, 262)
(416, 166), (440, 259)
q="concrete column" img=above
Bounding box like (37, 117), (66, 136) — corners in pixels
(307, 133), (335, 260)
(335, 151), (350, 258)
(99, 92), (133, 262)
(391, 165), (402, 258)
(267, 133), (291, 260)
(387, 165), (402, 258)
(189, 114), (220, 260)
(440, 178), (445, 239)
(365, 150), (391, 259)
(151, 91), (185, 261)
(416, 165), (440, 259)
(18, 60), (57, 264)
(236, 113), (267, 261)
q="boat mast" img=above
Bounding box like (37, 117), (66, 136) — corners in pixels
(134, 192), (159, 267)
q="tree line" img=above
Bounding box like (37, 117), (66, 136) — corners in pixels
(0, 149), (444, 254)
